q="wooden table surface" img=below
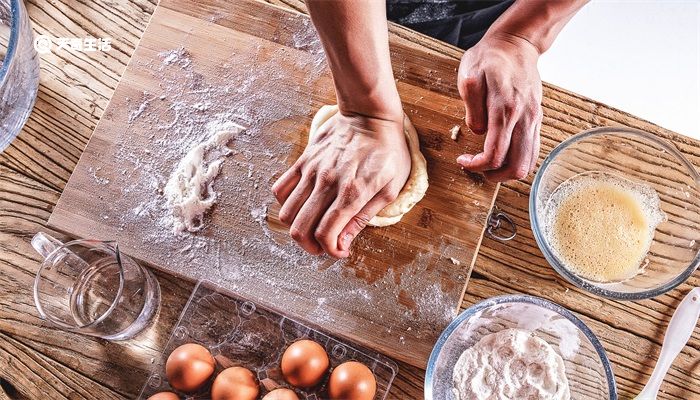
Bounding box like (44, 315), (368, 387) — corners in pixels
(1, 1), (698, 399)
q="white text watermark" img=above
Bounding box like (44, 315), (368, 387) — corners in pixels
(34, 35), (112, 54)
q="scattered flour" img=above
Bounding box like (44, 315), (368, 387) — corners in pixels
(128, 93), (154, 123)
(96, 12), (459, 346)
(89, 166), (110, 185)
(453, 329), (570, 400)
(164, 124), (244, 232)
(450, 125), (461, 141)
(158, 47), (191, 69)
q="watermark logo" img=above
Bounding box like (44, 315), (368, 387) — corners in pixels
(33, 35), (112, 54)
(34, 35), (52, 54)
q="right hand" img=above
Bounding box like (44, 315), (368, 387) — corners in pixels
(272, 110), (410, 258)
(456, 33), (543, 182)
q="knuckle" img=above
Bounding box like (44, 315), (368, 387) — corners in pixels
(339, 181), (360, 200)
(289, 226), (305, 242)
(351, 214), (370, 231)
(316, 169), (337, 187)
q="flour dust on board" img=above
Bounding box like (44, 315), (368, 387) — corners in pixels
(90, 12), (458, 349)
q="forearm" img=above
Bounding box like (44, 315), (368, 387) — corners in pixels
(306, 0), (401, 121)
(485, 0), (589, 54)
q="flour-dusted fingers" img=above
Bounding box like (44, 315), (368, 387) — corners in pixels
(278, 175), (314, 226)
(313, 182), (376, 258)
(337, 186), (400, 255)
(484, 118), (534, 182)
(288, 178), (338, 255)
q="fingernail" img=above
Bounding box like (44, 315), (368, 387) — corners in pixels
(340, 233), (353, 250)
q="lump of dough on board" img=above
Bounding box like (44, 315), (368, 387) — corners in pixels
(308, 105), (429, 227)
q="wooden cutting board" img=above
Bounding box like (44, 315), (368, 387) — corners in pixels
(49, 0), (498, 368)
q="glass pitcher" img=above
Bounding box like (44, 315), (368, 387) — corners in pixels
(31, 232), (160, 340)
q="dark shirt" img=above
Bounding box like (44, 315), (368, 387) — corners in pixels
(387, 0), (515, 49)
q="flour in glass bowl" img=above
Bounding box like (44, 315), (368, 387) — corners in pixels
(452, 329), (570, 400)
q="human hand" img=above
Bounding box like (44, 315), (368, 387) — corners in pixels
(272, 111), (410, 258)
(456, 33), (544, 181)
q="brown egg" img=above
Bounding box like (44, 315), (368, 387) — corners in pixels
(165, 343), (215, 392)
(281, 339), (329, 387)
(211, 366), (260, 400)
(328, 361), (376, 400)
(147, 392), (180, 400)
(262, 388), (300, 400)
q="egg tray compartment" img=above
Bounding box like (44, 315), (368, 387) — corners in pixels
(138, 280), (399, 399)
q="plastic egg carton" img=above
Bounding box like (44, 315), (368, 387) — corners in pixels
(138, 280), (399, 399)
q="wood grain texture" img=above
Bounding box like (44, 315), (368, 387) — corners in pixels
(47, 0), (498, 369)
(0, 0), (698, 399)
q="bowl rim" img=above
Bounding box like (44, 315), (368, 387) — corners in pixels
(530, 126), (700, 300)
(0, 0), (22, 87)
(425, 294), (618, 400)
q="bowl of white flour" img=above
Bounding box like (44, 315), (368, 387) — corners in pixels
(425, 295), (617, 400)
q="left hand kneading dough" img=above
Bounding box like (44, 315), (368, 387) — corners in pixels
(307, 105), (429, 227)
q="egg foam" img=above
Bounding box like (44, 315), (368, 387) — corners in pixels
(542, 171), (666, 283)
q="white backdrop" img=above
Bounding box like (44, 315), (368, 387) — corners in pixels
(539, 0), (700, 139)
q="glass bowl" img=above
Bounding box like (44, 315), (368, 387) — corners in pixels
(425, 295), (617, 400)
(530, 127), (700, 300)
(0, 0), (40, 152)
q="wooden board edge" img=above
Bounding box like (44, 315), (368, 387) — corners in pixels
(48, 0), (161, 229)
(456, 182), (500, 312)
(47, 0), (499, 370)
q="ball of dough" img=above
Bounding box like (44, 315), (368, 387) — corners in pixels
(308, 105), (429, 227)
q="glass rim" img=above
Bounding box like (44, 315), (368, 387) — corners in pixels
(530, 126), (700, 300)
(32, 239), (125, 331)
(0, 0), (23, 87)
(424, 294), (618, 400)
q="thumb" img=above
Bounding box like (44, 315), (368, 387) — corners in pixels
(337, 190), (395, 254)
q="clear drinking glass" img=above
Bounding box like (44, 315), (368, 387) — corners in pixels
(530, 127), (700, 300)
(31, 232), (160, 340)
(0, 0), (40, 152)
